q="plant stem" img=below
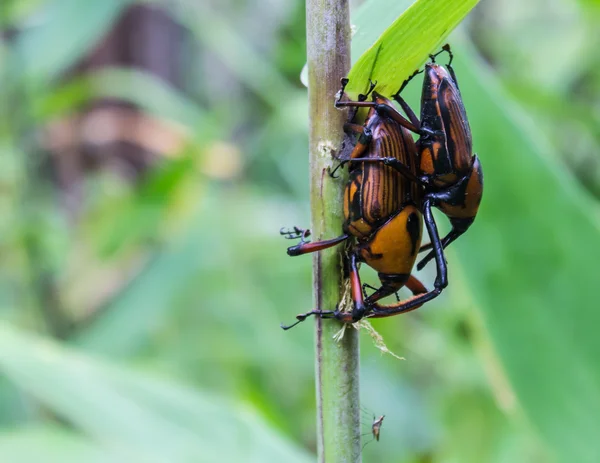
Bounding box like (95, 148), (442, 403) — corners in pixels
(306, 1), (360, 462)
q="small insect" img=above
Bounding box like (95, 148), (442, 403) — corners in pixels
(359, 411), (386, 454)
(371, 414), (385, 441)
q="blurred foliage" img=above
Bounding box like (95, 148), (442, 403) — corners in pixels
(0, 0), (599, 462)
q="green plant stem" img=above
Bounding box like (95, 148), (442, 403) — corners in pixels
(306, 1), (360, 462)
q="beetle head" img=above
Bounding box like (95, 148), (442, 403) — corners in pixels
(424, 63), (452, 89)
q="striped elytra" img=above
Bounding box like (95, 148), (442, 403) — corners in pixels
(343, 96), (421, 241)
(342, 94), (424, 277)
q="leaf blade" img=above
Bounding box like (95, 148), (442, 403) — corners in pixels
(347, 0), (480, 95)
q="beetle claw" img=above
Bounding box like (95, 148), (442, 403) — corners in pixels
(335, 78), (350, 106)
(329, 161), (347, 178)
(280, 226), (311, 241)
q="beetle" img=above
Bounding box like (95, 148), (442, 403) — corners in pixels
(280, 82), (448, 329)
(341, 45), (483, 271)
(395, 46), (483, 269)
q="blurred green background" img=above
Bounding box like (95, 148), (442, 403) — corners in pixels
(1, 0), (600, 462)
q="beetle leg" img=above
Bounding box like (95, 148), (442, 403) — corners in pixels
(391, 69), (423, 131)
(357, 79), (377, 101)
(349, 128), (372, 158)
(281, 273), (431, 328)
(395, 68), (423, 95)
(391, 92), (421, 131)
(363, 282), (401, 302)
(364, 273), (408, 305)
(365, 275), (434, 318)
(347, 252), (369, 321)
(329, 161), (347, 179)
(362, 283), (378, 299)
(282, 251), (370, 328)
(280, 309), (337, 330)
(285, 234), (349, 256)
(367, 288), (440, 318)
(335, 97), (419, 133)
(420, 197), (448, 289)
(280, 250), (359, 328)
(419, 229), (460, 253)
(329, 125), (372, 178)
(416, 221), (471, 271)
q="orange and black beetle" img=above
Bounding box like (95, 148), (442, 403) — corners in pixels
(348, 45), (483, 271)
(280, 82), (447, 328)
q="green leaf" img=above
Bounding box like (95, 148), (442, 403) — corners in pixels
(0, 322), (313, 463)
(351, 4), (600, 462)
(447, 42), (600, 463)
(347, 0), (480, 96)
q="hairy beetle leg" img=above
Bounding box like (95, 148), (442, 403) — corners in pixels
(362, 283), (378, 298)
(363, 283), (401, 302)
(393, 68), (423, 97)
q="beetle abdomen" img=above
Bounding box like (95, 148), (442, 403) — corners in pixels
(437, 155), (483, 219)
(358, 205), (423, 275)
